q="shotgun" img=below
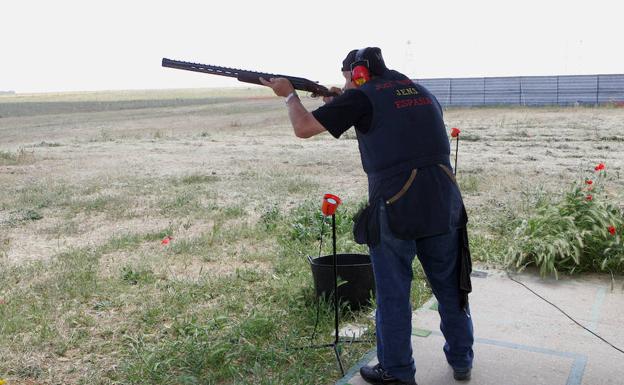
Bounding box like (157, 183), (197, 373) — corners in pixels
(162, 58), (339, 97)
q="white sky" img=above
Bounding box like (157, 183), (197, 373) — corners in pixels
(2, 0), (622, 93)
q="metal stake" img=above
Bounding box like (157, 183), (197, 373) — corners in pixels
(454, 136), (460, 175)
(331, 213), (344, 374)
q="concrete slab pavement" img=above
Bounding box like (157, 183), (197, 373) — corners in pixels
(337, 268), (624, 385)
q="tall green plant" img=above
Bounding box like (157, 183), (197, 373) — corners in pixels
(507, 163), (623, 277)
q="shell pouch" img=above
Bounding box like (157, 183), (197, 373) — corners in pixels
(352, 199), (380, 247)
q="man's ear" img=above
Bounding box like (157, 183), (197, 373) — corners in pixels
(342, 71), (356, 90)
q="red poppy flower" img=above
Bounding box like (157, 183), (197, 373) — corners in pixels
(594, 163), (605, 171)
(585, 180), (593, 185)
(451, 127), (461, 138)
(608, 226), (616, 235)
(585, 195), (593, 201)
(161, 236), (173, 245)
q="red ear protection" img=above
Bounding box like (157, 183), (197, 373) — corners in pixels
(351, 65), (370, 86)
(351, 48), (370, 87)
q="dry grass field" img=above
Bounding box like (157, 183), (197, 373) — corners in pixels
(1, 88), (623, 384)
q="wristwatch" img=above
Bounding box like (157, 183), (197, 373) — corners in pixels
(285, 91), (299, 104)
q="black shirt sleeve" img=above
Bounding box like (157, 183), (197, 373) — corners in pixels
(311, 89), (373, 138)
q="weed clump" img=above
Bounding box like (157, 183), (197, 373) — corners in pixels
(121, 265), (155, 285)
(507, 163), (624, 277)
(0, 148), (35, 166)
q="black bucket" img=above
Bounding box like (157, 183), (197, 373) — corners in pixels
(308, 253), (376, 309)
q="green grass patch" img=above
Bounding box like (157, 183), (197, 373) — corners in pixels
(158, 188), (216, 217)
(4, 182), (74, 212)
(286, 177), (320, 195)
(121, 265), (156, 285)
(0, 208), (44, 227)
(1, 176), (223, 229)
(0, 197), (432, 384)
(0, 148), (35, 166)
(33, 141), (62, 147)
(458, 174), (480, 194)
(459, 133), (481, 142)
(0, 237), (10, 259)
(0, 150), (18, 164)
(178, 173), (220, 185)
(600, 135), (624, 142)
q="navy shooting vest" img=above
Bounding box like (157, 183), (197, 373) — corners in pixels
(353, 70), (466, 241)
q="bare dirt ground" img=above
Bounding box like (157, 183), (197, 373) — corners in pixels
(1, 89), (622, 267)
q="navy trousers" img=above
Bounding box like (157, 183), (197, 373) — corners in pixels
(369, 203), (474, 382)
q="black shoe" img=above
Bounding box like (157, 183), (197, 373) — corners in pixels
(453, 368), (471, 381)
(359, 363), (417, 385)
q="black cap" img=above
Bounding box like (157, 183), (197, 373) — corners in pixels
(341, 47), (387, 76)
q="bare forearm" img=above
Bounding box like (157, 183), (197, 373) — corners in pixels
(259, 77), (327, 138)
(286, 96), (326, 138)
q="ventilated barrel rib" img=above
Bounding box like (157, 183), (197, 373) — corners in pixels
(162, 58), (338, 97)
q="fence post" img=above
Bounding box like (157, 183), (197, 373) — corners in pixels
(596, 75), (600, 106)
(449, 78), (452, 106)
(483, 77), (486, 105)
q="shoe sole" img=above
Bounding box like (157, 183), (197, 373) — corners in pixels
(361, 378), (415, 385)
(453, 373), (471, 381)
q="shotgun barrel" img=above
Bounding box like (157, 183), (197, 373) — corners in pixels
(162, 58), (339, 97)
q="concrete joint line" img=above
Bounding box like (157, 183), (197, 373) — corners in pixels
(589, 286), (607, 333)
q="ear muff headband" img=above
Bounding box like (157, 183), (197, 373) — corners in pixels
(355, 48), (366, 63)
(351, 48), (371, 86)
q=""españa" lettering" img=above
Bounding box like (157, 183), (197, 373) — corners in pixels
(394, 97), (433, 109)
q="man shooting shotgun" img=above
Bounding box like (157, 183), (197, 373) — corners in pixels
(260, 48), (474, 385)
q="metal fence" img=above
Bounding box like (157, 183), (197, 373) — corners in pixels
(414, 74), (624, 107)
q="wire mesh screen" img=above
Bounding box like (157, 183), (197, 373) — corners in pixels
(414, 74), (624, 107)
